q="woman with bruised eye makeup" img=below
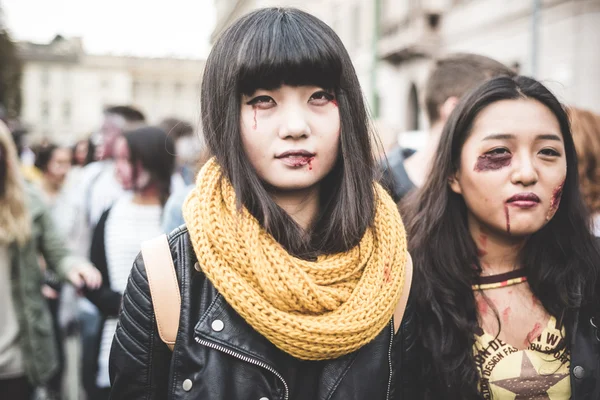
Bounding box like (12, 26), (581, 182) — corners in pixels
(399, 76), (600, 399)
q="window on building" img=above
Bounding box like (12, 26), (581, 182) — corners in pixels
(63, 101), (71, 122)
(63, 68), (71, 87)
(351, 4), (361, 51)
(331, 4), (340, 33)
(41, 101), (50, 121)
(133, 81), (141, 96)
(174, 82), (183, 94)
(41, 68), (50, 88)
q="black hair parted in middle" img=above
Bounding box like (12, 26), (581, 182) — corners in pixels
(235, 12), (342, 95)
(201, 7), (376, 258)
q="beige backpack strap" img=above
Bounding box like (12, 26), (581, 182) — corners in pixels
(141, 234), (181, 351)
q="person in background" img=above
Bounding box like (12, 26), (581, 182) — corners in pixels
(34, 143), (75, 399)
(66, 137), (96, 192)
(0, 121), (102, 400)
(73, 137), (95, 168)
(9, 126), (43, 183)
(85, 126), (176, 400)
(381, 53), (516, 203)
(161, 146), (210, 234)
(401, 76), (600, 399)
(65, 105), (145, 399)
(568, 107), (600, 236)
(159, 117), (201, 186)
(36, 143), (73, 221)
(71, 106), (146, 239)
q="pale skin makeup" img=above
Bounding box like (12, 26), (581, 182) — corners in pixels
(113, 136), (160, 205)
(240, 84), (340, 230)
(42, 147), (72, 198)
(449, 98), (567, 350)
(239, 84), (412, 333)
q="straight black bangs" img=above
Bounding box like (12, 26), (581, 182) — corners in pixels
(236, 10), (343, 95)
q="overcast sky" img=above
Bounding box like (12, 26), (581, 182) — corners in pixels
(2, 0), (216, 58)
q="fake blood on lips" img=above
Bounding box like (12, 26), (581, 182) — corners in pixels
(276, 150), (316, 168)
(282, 156), (313, 167)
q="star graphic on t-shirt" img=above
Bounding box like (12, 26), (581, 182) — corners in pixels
(490, 352), (569, 399)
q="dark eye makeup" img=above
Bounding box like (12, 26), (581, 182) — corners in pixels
(310, 91), (335, 101)
(485, 147), (511, 156)
(539, 148), (561, 157)
(246, 95), (275, 106)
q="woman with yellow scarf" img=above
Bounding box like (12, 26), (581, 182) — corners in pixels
(109, 7), (411, 400)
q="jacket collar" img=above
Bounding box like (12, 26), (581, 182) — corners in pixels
(194, 291), (362, 399)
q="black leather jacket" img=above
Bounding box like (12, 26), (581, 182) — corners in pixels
(109, 227), (405, 400)
(569, 305), (600, 399)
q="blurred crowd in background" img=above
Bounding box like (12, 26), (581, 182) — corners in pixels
(1, 0), (600, 399)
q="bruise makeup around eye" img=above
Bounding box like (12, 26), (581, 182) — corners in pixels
(474, 152), (512, 172)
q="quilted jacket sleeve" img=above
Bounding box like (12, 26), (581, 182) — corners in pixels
(109, 253), (172, 399)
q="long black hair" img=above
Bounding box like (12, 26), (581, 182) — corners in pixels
(123, 126), (175, 206)
(34, 143), (59, 172)
(201, 7), (377, 258)
(406, 75), (600, 399)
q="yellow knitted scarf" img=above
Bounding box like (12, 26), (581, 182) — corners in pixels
(183, 157), (407, 360)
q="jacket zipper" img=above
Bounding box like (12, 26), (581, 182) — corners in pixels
(195, 336), (289, 400)
(386, 319), (394, 400)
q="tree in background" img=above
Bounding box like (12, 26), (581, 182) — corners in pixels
(0, 4), (22, 118)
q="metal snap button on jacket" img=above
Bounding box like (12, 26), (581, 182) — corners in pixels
(211, 319), (224, 332)
(259, 397), (269, 400)
(573, 365), (585, 379)
(194, 262), (201, 272)
(182, 379), (193, 391)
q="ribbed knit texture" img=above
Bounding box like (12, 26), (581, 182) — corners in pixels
(183, 158), (407, 360)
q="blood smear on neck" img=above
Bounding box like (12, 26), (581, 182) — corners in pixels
(526, 322), (543, 343)
(477, 297), (489, 315)
(502, 307), (511, 322)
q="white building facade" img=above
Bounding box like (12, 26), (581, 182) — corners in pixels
(378, 0), (600, 136)
(18, 36), (205, 143)
(213, 0), (600, 149)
